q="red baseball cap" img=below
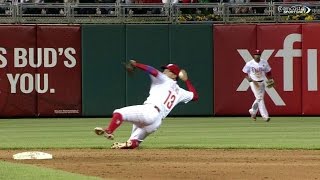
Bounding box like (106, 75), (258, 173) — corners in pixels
(253, 49), (262, 55)
(161, 64), (181, 76)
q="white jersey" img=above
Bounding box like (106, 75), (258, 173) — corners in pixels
(143, 72), (194, 119)
(242, 59), (271, 81)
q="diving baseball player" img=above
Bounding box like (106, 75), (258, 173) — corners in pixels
(94, 60), (199, 149)
(242, 50), (274, 122)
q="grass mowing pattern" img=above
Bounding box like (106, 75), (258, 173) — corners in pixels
(150, 117), (320, 149)
(0, 161), (101, 180)
(0, 117), (319, 149)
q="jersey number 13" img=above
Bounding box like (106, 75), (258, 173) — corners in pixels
(164, 90), (176, 109)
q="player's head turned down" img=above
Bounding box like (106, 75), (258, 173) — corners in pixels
(161, 64), (180, 80)
(252, 49), (261, 62)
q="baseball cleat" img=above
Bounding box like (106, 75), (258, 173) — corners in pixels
(94, 127), (114, 140)
(263, 117), (271, 122)
(248, 109), (256, 121)
(111, 141), (132, 149)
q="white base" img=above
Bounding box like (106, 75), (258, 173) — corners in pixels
(13, 151), (53, 160)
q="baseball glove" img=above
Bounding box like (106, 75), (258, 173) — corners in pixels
(266, 79), (275, 88)
(122, 61), (136, 74)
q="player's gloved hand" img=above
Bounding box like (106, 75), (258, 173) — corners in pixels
(266, 79), (275, 88)
(179, 69), (188, 81)
(122, 60), (136, 74)
(129, 60), (137, 66)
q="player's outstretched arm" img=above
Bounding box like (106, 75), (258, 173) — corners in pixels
(179, 69), (199, 101)
(130, 60), (159, 77)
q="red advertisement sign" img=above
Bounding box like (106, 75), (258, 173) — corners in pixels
(37, 26), (82, 116)
(301, 24), (320, 115)
(214, 24), (303, 116)
(0, 25), (81, 117)
(214, 25), (257, 115)
(0, 26), (37, 117)
(256, 24), (302, 115)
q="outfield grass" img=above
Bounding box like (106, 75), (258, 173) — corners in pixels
(1, 117), (319, 180)
(0, 117), (319, 149)
(0, 161), (101, 180)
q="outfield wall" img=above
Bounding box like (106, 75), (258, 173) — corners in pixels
(0, 24), (319, 117)
(81, 24), (213, 117)
(214, 24), (320, 116)
(0, 25), (81, 117)
(0, 24), (213, 117)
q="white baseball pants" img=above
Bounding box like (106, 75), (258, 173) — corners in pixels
(114, 104), (162, 142)
(249, 81), (269, 118)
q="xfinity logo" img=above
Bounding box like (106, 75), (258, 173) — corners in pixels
(277, 5), (311, 14)
(236, 33), (318, 106)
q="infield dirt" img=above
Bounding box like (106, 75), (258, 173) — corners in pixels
(1, 149), (320, 180)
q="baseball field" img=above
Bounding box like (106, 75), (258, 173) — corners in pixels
(0, 117), (319, 179)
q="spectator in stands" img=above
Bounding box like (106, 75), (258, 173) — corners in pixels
(21, 0), (44, 14)
(43, 0), (64, 15)
(78, 0), (96, 14)
(0, 0), (6, 14)
(125, 0), (162, 15)
(21, 0), (66, 15)
(250, 0), (266, 14)
(229, 0), (249, 14)
(176, 0), (198, 14)
(122, 0), (135, 15)
(143, 0), (162, 14)
(96, 0), (116, 15)
(197, 0), (220, 15)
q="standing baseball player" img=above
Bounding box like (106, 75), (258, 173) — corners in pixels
(94, 60), (198, 149)
(242, 50), (274, 122)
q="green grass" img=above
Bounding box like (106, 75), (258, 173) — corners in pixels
(0, 117), (319, 149)
(1, 117), (319, 179)
(0, 161), (101, 180)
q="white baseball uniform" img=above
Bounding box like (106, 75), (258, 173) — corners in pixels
(242, 59), (271, 119)
(114, 72), (194, 142)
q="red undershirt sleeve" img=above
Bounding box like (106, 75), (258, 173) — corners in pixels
(185, 80), (199, 101)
